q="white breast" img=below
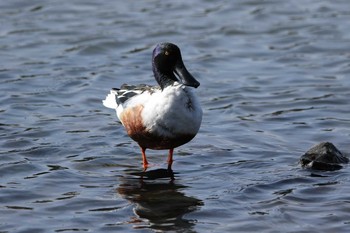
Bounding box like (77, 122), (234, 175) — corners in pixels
(141, 83), (202, 137)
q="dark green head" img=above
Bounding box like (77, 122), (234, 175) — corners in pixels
(152, 43), (200, 89)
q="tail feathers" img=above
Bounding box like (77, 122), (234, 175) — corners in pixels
(102, 90), (119, 109)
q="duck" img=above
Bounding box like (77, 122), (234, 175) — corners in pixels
(103, 42), (202, 170)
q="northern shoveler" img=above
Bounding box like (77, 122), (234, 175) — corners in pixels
(103, 42), (202, 170)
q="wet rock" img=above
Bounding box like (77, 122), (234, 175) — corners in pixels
(300, 142), (349, 171)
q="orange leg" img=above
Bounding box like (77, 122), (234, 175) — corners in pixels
(167, 148), (174, 170)
(141, 147), (149, 170)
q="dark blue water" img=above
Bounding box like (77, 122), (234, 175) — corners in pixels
(1, 0), (350, 232)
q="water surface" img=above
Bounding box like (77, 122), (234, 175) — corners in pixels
(1, 0), (350, 232)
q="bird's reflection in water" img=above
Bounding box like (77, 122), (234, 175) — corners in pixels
(117, 168), (203, 232)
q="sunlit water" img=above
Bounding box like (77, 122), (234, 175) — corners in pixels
(1, 0), (350, 232)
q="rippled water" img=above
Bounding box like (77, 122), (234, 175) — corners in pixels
(1, 0), (350, 232)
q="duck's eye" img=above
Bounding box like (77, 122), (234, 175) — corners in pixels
(164, 50), (169, 56)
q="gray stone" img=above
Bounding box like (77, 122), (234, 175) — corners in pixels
(300, 142), (349, 171)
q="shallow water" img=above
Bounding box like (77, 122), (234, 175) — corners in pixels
(1, 0), (350, 232)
